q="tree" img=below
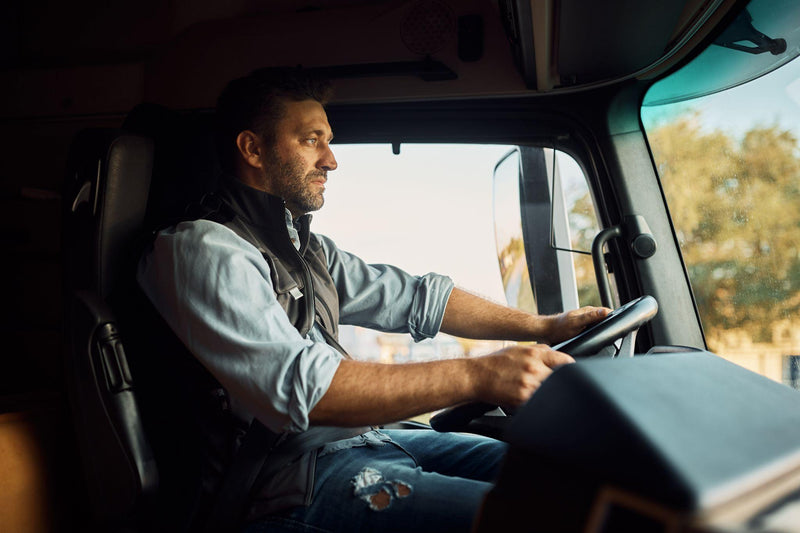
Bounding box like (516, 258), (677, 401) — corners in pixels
(648, 114), (800, 344)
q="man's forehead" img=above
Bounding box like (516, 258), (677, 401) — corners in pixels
(281, 99), (332, 133)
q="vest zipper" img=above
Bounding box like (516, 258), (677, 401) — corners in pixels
(314, 293), (336, 334)
(293, 247), (317, 336)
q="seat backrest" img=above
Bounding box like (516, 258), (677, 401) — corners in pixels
(122, 102), (221, 233)
(63, 129), (158, 530)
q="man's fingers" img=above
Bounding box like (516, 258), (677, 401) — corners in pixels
(577, 306), (611, 323)
(540, 347), (575, 368)
(515, 344), (574, 367)
(565, 306), (612, 336)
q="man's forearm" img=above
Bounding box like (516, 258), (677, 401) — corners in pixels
(309, 358), (475, 427)
(309, 288), (608, 427)
(439, 287), (610, 345)
(309, 342), (573, 427)
(439, 287), (551, 342)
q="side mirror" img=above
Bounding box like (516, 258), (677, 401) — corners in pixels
(492, 146), (605, 314)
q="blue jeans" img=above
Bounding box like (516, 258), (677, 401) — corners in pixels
(242, 429), (508, 533)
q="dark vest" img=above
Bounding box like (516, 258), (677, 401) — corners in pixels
(211, 179), (342, 344)
(126, 178), (367, 531)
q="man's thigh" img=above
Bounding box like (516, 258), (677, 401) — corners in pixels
(381, 428), (508, 481)
(244, 433), (505, 533)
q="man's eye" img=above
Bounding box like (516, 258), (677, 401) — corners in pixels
(305, 138), (317, 145)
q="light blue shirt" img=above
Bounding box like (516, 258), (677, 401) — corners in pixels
(137, 216), (454, 435)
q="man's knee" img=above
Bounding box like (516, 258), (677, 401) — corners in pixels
(351, 466), (413, 511)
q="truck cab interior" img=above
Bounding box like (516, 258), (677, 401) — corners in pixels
(4, 0), (800, 532)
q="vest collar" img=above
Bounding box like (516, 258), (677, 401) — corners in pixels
(219, 176), (313, 254)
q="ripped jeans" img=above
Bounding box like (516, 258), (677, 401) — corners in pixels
(241, 429), (508, 533)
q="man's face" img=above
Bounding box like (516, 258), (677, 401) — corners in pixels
(259, 99), (337, 218)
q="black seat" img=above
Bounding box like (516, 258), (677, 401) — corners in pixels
(62, 129), (159, 531)
(62, 106), (228, 532)
(122, 102), (221, 233)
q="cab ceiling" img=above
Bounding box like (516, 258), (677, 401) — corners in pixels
(2, 0), (736, 109)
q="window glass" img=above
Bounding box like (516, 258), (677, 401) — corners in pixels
(493, 147), (603, 315)
(315, 143), (603, 369)
(493, 149), (536, 313)
(553, 150), (603, 307)
(642, 12), (800, 389)
(313, 144), (512, 362)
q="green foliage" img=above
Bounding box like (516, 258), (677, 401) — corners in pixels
(648, 114), (800, 344)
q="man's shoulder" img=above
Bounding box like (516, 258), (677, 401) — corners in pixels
(308, 231), (339, 251)
(308, 232), (344, 263)
(154, 219), (252, 252)
(159, 218), (228, 235)
(307, 231), (326, 249)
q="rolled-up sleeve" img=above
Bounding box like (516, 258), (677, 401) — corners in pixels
(137, 220), (343, 434)
(318, 234), (454, 341)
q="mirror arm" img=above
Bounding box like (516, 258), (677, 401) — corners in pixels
(592, 226), (622, 308)
(592, 216), (658, 308)
(714, 9), (787, 56)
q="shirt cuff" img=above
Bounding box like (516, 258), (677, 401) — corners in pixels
(407, 273), (454, 342)
(283, 341), (344, 433)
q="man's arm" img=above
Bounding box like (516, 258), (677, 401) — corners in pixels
(310, 343), (572, 427)
(310, 288), (609, 427)
(440, 287), (610, 345)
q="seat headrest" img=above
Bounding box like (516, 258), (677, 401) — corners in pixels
(64, 129), (154, 300)
(123, 103), (222, 233)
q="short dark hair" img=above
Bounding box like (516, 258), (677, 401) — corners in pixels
(215, 66), (333, 171)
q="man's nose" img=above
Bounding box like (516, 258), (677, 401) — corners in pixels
(319, 145), (337, 171)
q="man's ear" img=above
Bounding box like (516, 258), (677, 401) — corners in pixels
(235, 130), (265, 170)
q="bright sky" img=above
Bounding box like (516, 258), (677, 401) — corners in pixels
(642, 55), (800, 141)
(311, 143), (513, 304)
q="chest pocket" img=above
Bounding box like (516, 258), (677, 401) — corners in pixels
(222, 217), (340, 340)
(260, 251), (310, 335)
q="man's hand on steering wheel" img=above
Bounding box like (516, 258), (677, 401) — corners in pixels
(471, 344), (575, 409)
(540, 306), (612, 345)
(430, 296), (658, 435)
(468, 307), (610, 409)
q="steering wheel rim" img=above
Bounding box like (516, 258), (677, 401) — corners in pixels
(551, 295), (658, 357)
(429, 295), (659, 436)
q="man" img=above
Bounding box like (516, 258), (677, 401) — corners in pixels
(137, 67), (609, 532)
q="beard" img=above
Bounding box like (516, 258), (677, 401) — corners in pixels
(262, 150), (326, 215)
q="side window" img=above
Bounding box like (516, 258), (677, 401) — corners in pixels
(492, 149), (535, 312)
(313, 144), (512, 362)
(492, 146), (603, 316)
(552, 149), (604, 308)
(641, 1), (800, 388)
(314, 143), (603, 366)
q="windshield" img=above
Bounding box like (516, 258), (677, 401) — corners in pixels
(643, 0), (800, 106)
(642, 0), (800, 389)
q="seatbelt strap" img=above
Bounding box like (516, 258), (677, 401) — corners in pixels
(204, 423), (369, 532)
(203, 420), (282, 533)
(202, 321), (363, 532)
(249, 425), (371, 495)
(316, 318), (352, 359)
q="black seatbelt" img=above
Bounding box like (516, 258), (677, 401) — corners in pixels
(202, 320), (365, 532)
(316, 319), (351, 358)
(203, 420), (283, 533)
(204, 421), (369, 532)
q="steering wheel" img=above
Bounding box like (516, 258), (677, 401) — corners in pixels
(429, 295), (659, 437)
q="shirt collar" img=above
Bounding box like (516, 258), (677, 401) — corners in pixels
(285, 208), (301, 251)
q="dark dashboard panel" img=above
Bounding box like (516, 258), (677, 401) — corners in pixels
(479, 351), (800, 531)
